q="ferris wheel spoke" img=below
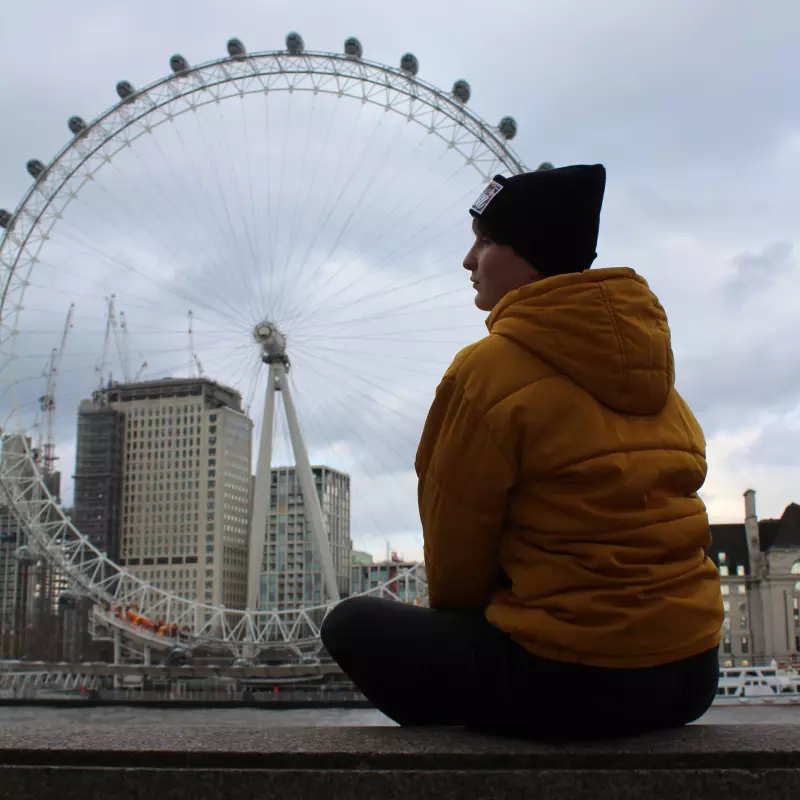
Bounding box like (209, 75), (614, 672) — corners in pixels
(289, 369), (422, 547)
(50, 223), (254, 329)
(238, 100), (267, 316)
(24, 271), (239, 331)
(211, 102), (265, 317)
(305, 124), (409, 296)
(164, 125), (259, 305)
(294, 342), (449, 373)
(102, 157), (215, 275)
(288, 370), (420, 548)
(278, 99), (367, 311)
(282, 378), (396, 542)
(280, 248), (464, 330)
(292, 343), (431, 403)
(293, 352), (430, 427)
(280, 92), (319, 279)
(189, 109), (264, 322)
(313, 149), (474, 298)
(286, 109), (386, 304)
(286, 228), (470, 329)
(282, 95), (343, 293)
(242, 356), (265, 415)
(268, 92), (297, 322)
(145, 130), (250, 303)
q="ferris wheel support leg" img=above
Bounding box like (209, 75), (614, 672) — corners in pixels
(247, 362), (278, 614)
(278, 363), (340, 605)
(143, 645), (151, 667)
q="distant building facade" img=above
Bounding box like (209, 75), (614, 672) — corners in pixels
(259, 466), (352, 610)
(0, 434), (69, 659)
(709, 489), (800, 667)
(73, 379), (252, 609)
(350, 550), (427, 605)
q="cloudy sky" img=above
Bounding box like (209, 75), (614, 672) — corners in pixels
(1, 0), (798, 564)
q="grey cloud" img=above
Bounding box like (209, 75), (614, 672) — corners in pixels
(726, 241), (795, 295)
(739, 418), (800, 469)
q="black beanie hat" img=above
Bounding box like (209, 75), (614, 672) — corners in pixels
(469, 164), (606, 277)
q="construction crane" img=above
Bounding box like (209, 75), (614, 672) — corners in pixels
(134, 357), (148, 381)
(188, 310), (204, 377)
(118, 311), (132, 382)
(96, 295), (116, 390)
(38, 303), (75, 475)
(96, 295), (136, 386)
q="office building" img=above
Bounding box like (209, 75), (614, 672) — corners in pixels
(260, 466), (352, 610)
(74, 378), (252, 609)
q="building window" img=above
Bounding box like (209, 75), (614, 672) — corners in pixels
(718, 552), (727, 563)
(741, 636), (749, 653)
(737, 584), (747, 595)
(737, 565), (745, 576)
(719, 565), (729, 577)
(721, 585), (730, 596)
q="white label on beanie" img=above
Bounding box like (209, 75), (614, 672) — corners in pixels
(471, 180), (504, 215)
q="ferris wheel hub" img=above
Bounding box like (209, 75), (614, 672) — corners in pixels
(253, 320), (288, 363)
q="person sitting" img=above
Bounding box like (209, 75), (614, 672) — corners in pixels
(321, 164), (723, 740)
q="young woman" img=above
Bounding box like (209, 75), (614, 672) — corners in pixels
(321, 165), (723, 740)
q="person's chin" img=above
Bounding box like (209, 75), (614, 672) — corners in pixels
(473, 291), (493, 312)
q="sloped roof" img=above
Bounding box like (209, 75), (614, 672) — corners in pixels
(765, 503), (800, 550)
(707, 523), (749, 573)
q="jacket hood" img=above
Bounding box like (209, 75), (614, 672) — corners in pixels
(486, 268), (674, 415)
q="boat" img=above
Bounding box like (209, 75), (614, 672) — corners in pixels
(715, 665), (800, 705)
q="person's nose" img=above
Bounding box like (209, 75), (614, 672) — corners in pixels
(463, 244), (477, 271)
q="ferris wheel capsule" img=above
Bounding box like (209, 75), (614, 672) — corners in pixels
(286, 32), (305, 55)
(498, 116), (518, 140)
(400, 53), (419, 76)
(116, 80), (136, 101)
(167, 645), (191, 666)
(227, 38), (247, 59)
(58, 589), (77, 608)
(15, 545), (36, 565)
(452, 80), (471, 104)
(0, 209), (11, 229)
(26, 159), (47, 179)
(68, 116), (87, 135)
(170, 54), (190, 74)
(344, 37), (363, 59)
(537, 161), (555, 171)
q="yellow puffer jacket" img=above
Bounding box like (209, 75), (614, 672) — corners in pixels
(416, 267), (723, 668)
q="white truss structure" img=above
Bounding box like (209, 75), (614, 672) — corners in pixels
(0, 42), (525, 658)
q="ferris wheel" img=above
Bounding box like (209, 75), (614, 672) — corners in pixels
(0, 33), (534, 659)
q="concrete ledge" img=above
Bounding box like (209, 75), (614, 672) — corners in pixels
(2, 724), (800, 799)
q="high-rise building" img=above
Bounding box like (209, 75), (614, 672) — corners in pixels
(259, 466), (352, 610)
(72, 403), (124, 561)
(74, 378), (252, 609)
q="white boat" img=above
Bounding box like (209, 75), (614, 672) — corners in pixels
(715, 665), (800, 705)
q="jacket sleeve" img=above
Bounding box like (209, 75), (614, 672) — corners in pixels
(416, 376), (516, 612)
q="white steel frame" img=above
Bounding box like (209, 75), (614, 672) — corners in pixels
(0, 43), (525, 657)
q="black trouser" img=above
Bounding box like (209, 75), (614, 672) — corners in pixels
(320, 596), (719, 740)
